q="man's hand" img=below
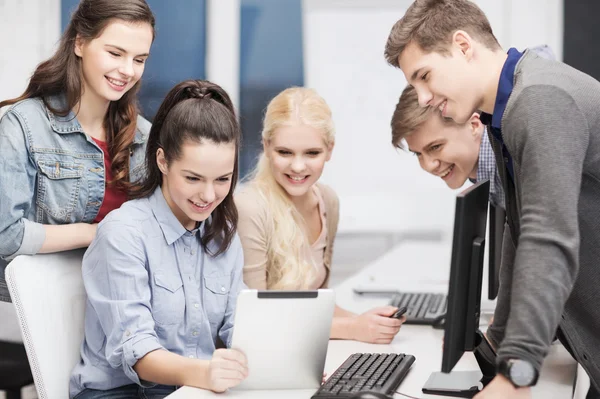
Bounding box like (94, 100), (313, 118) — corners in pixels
(350, 306), (405, 344)
(207, 348), (248, 392)
(474, 375), (531, 399)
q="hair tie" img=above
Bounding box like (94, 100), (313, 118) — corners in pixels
(185, 86), (212, 100)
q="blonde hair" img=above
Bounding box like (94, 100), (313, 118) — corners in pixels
(249, 87), (335, 290)
(384, 0), (501, 68)
(391, 85), (456, 149)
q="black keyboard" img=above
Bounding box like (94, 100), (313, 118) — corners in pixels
(312, 353), (415, 398)
(390, 292), (447, 326)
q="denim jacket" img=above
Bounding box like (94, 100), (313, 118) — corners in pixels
(0, 95), (151, 302)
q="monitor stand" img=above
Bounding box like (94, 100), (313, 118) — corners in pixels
(422, 330), (496, 398)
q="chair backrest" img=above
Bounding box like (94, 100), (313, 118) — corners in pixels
(6, 249), (87, 399)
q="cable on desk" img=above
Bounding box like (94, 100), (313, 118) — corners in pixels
(395, 390), (420, 399)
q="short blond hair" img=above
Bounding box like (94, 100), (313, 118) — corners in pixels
(391, 85), (454, 149)
(384, 0), (501, 68)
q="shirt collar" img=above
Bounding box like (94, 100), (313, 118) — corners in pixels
(476, 128), (494, 183)
(480, 47), (523, 129)
(149, 187), (193, 245)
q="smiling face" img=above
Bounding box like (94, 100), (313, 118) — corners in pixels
(405, 112), (483, 189)
(399, 32), (484, 124)
(265, 124), (333, 199)
(158, 140), (236, 230)
(74, 20), (153, 105)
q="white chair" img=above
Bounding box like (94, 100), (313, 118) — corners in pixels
(573, 364), (591, 399)
(5, 250), (87, 399)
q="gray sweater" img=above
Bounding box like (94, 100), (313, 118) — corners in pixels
(487, 49), (600, 390)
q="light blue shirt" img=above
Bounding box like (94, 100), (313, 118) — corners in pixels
(69, 187), (246, 398)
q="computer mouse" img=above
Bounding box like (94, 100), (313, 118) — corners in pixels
(349, 391), (393, 399)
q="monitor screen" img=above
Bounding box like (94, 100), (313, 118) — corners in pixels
(441, 180), (490, 373)
(487, 204), (505, 300)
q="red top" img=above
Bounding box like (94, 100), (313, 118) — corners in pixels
(93, 138), (128, 223)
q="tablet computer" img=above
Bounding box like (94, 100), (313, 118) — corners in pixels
(231, 289), (335, 390)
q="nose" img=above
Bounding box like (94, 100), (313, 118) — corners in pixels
(421, 154), (440, 174)
(290, 156), (306, 173)
(118, 58), (135, 78)
(201, 183), (216, 203)
(415, 86), (433, 108)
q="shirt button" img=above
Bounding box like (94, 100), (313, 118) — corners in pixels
(125, 330), (131, 337)
(188, 355), (195, 358)
(190, 251), (194, 255)
(221, 286), (226, 292)
(192, 331), (198, 336)
(194, 303), (199, 309)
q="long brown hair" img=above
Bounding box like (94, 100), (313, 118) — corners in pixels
(0, 0), (155, 192)
(131, 80), (241, 256)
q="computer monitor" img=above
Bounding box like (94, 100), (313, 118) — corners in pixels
(422, 180), (494, 398)
(487, 204), (505, 300)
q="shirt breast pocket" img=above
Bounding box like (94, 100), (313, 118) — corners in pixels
(152, 272), (185, 326)
(204, 275), (231, 327)
(36, 160), (84, 223)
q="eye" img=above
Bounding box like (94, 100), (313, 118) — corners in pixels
(421, 72), (429, 81)
(430, 144), (442, 151)
(277, 150), (292, 156)
(186, 176), (199, 182)
(108, 51), (121, 57)
(217, 177), (231, 183)
(307, 151), (321, 156)
(134, 58), (146, 65)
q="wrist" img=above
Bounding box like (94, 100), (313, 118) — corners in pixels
(333, 316), (357, 340)
(182, 359), (211, 389)
(497, 358), (538, 387)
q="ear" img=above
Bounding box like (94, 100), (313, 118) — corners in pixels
(452, 30), (474, 60)
(469, 112), (484, 140)
(325, 141), (335, 162)
(74, 34), (85, 58)
(156, 148), (169, 175)
(262, 138), (270, 158)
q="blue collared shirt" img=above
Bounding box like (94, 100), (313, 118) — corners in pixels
(69, 187), (246, 397)
(475, 129), (505, 209)
(480, 47), (524, 181)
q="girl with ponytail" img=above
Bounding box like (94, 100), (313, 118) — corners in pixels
(70, 80), (248, 398)
(235, 87), (405, 344)
(0, 0), (156, 303)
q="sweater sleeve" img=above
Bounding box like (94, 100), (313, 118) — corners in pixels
(234, 189), (269, 290)
(498, 85), (588, 372)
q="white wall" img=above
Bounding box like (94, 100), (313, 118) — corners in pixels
(0, 0), (61, 104)
(302, 0), (564, 236)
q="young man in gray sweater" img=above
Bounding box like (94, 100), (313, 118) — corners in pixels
(384, 1), (600, 398)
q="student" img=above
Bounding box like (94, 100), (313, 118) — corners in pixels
(69, 80), (248, 398)
(384, 0), (600, 397)
(390, 84), (504, 208)
(0, 0), (155, 303)
(389, 45), (555, 209)
(235, 87), (405, 345)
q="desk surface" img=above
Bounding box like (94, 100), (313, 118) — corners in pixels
(167, 241), (577, 399)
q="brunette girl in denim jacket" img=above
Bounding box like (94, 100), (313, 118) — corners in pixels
(0, 0), (156, 303)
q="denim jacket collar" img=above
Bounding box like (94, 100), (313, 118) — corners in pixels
(44, 94), (83, 135)
(44, 94), (147, 145)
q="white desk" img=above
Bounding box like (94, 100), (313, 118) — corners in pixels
(166, 241), (577, 399)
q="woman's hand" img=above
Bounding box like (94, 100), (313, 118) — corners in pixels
(207, 348), (249, 392)
(350, 306), (405, 344)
